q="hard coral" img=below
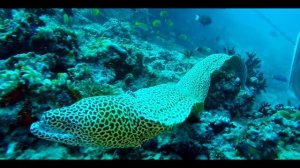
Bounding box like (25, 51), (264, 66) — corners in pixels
(223, 46), (236, 55)
(30, 27), (79, 58)
(204, 69), (240, 111)
(277, 108), (300, 122)
(103, 44), (144, 82)
(67, 78), (122, 100)
(204, 67), (256, 118)
(0, 10), (46, 59)
(258, 102), (275, 116)
(245, 52), (261, 77)
(244, 52), (267, 94)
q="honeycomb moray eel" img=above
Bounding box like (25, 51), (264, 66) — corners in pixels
(30, 54), (244, 148)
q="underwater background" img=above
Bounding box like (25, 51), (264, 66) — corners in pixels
(0, 8), (300, 160)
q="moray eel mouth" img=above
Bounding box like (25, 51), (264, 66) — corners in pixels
(30, 110), (80, 146)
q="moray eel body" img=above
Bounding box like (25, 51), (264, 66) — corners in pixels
(31, 84), (197, 148)
(30, 54), (244, 148)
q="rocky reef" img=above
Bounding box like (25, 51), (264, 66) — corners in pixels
(0, 8), (299, 160)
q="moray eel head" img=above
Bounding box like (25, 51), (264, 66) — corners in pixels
(30, 95), (172, 148)
(30, 107), (82, 146)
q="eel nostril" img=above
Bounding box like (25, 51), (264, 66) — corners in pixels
(41, 113), (47, 121)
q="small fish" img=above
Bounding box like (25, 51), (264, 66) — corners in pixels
(272, 74), (288, 82)
(195, 46), (212, 54)
(195, 15), (212, 26)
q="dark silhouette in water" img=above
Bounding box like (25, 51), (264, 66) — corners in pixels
(272, 74), (288, 82)
(195, 15), (212, 26)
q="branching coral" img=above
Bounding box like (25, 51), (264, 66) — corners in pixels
(245, 52), (261, 77)
(182, 50), (194, 58)
(244, 52), (267, 94)
(223, 46), (236, 55)
(258, 102), (275, 116)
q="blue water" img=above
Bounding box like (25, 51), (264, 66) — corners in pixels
(164, 8), (300, 102)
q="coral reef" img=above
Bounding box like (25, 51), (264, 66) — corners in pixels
(0, 10), (45, 59)
(204, 50), (267, 118)
(0, 8), (298, 160)
(204, 65), (256, 118)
